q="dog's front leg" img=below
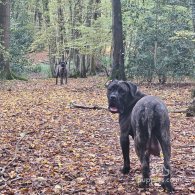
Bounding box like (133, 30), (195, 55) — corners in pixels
(56, 75), (58, 85)
(120, 133), (130, 174)
(55, 66), (59, 85)
(60, 74), (63, 85)
(65, 73), (67, 84)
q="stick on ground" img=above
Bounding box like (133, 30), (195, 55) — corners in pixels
(70, 102), (107, 110)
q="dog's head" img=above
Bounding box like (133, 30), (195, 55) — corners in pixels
(61, 61), (67, 68)
(106, 80), (138, 114)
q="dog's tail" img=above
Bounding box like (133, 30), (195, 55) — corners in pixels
(145, 111), (153, 156)
(146, 110), (160, 157)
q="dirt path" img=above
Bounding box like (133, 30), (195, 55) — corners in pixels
(0, 77), (194, 194)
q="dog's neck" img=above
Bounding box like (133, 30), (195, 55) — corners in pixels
(123, 91), (146, 115)
(119, 91), (146, 138)
(119, 91), (145, 116)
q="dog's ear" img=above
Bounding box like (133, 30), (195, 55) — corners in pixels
(124, 81), (138, 97)
(105, 80), (112, 88)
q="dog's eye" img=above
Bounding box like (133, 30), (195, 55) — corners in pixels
(107, 87), (112, 92)
(108, 86), (117, 92)
(118, 88), (126, 94)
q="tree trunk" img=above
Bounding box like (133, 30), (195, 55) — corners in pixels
(94, 0), (101, 19)
(34, 0), (42, 29)
(80, 54), (87, 78)
(72, 49), (80, 76)
(88, 0), (101, 75)
(57, 0), (65, 61)
(111, 0), (126, 80)
(86, 0), (95, 75)
(49, 45), (56, 77)
(90, 55), (96, 75)
(187, 0), (195, 116)
(0, 0), (12, 79)
(191, 0), (195, 31)
(70, 1), (82, 77)
(43, 0), (56, 77)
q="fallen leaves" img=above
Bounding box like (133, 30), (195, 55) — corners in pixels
(0, 77), (194, 194)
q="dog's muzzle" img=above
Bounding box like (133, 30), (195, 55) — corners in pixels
(108, 95), (119, 113)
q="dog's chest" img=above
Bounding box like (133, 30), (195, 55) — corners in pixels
(119, 114), (134, 137)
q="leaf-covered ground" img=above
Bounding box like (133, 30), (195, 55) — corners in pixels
(0, 77), (194, 194)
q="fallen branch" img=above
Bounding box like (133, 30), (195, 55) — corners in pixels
(70, 102), (191, 115)
(70, 102), (107, 110)
(169, 109), (187, 113)
(9, 176), (23, 183)
(72, 189), (86, 194)
(0, 175), (23, 188)
(180, 145), (195, 148)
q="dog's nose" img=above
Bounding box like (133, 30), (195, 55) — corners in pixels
(110, 95), (117, 101)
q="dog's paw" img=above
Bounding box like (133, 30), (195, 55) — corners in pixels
(120, 166), (130, 174)
(161, 181), (175, 193)
(138, 179), (150, 189)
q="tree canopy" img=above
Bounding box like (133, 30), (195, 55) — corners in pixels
(0, 0), (194, 82)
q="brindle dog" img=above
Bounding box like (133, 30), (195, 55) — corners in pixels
(55, 61), (67, 85)
(107, 80), (174, 193)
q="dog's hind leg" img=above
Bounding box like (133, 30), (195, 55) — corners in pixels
(157, 127), (175, 193)
(135, 136), (151, 189)
(132, 113), (151, 189)
(136, 114), (154, 189)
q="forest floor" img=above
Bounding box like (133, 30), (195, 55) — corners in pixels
(0, 77), (194, 194)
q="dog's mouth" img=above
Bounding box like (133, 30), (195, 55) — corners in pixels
(109, 107), (118, 113)
(108, 103), (119, 113)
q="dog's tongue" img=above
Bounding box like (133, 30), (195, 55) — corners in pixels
(109, 107), (118, 112)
